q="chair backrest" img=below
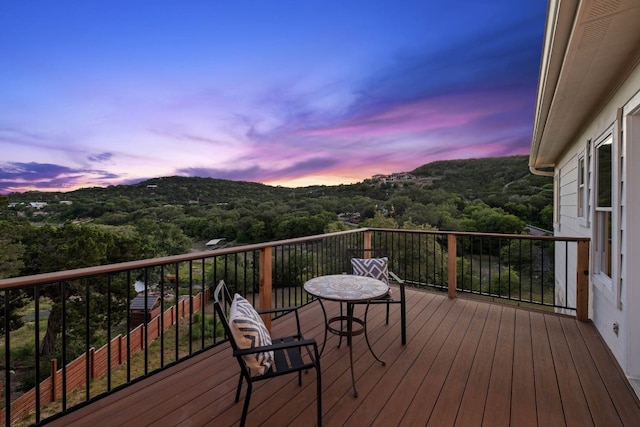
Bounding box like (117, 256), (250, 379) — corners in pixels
(214, 280), (274, 377)
(214, 280), (240, 351)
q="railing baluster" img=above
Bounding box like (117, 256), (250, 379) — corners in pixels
(126, 270), (131, 383)
(4, 289), (11, 426)
(85, 277), (90, 401)
(144, 268), (149, 375)
(61, 280), (67, 412)
(35, 285), (41, 423)
(174, 263), (180, 363)
(107, 274), (112, 392)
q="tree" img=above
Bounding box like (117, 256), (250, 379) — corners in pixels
(360, 212), (398, 229)
(324, 221), (350, 233)
(461, 202), (525, 234)
(0, 218), (29, 333)
(19, 223), (148, 356)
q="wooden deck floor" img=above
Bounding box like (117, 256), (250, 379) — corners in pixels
(45, 288), (640, 426)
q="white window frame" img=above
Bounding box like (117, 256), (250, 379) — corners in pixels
(577, 154), (585, 218)
(553, 171), (560, 229)
(593, 133), (613, 289)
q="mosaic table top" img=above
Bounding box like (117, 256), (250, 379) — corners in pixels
(304, 274), (389, 302)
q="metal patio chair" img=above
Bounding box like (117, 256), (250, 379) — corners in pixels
(213, 280), (322, 427)
(347, 248), (407, 345)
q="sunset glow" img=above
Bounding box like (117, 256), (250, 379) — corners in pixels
(0, 1), (546, 194)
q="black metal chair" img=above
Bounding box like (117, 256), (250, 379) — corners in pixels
(213, 280), (322, 427)
(347, 248), (407, 345)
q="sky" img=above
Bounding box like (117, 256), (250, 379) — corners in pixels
(0, 1), (547, 194)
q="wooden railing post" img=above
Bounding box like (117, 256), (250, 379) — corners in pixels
(363, 230), (372, 256)
(259, 247), (273, 331)
(576, 240), (590, 321)
(447, 234), (457, 299)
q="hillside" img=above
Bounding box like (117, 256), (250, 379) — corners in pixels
(7, 155), (546, 205)
(4, 155), (553, 238)
(410, 155), (550, 201)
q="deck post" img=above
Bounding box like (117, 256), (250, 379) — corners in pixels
(576, 239), (590, 321)
(447, 234), (457, 298)
(363, 230), (372, 256)
(259, 246), (273, 330)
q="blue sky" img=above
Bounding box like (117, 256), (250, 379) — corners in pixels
(0, 1), (547, 194)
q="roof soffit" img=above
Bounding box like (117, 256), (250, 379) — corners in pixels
(531, 0), (640, 169)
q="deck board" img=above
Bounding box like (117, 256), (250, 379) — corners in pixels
(43, 288), (640, 427)
(482, 305), (515, 427)
(453, 302), (502, 427)
(511, 309), (537, 427)
(530, 311), (566, 427)
(428, 301), (489, 426)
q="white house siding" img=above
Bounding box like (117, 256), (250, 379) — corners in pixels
(554, 155), (580, 315)
(555, 61), (640, 379)
(622, 89), (640, 379)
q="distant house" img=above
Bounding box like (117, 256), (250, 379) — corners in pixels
(206, 238), (227, 249)
(59, 200), (73, 205)
(337, 212), (360, 224)
(146, 184), (158, 189)
(129, 295), (161, 327)
(529, 0), (640, 384)
(388, 172), (414, 181)
(371, 172), (415, 183)
(29, 202), (47, 209)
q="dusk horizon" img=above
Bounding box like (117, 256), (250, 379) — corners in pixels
(2, 153), (533, 196)
(0, 1), (546, 195)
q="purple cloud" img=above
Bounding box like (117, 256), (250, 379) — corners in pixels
(0, 162), (121, 194)
(178, 157), (338, 183)
(87, 152), (114, 162)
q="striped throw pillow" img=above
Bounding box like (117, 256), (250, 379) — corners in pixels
(229, 294), (274, 376)
(351, 257), (389, 284)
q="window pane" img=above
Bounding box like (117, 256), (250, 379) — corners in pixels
(597, 211), (612, 277)
(597, 140), (612, 208)
(578, 157), (585, 217)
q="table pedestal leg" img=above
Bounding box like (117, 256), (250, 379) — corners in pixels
(316, 299), (328, 357)
(347, 304), (358, 397)
(364, 302), (386, 365)
(316, 298), (385, 398)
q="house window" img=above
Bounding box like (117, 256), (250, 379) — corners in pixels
(595, 136), (612, 277)
(578, 155), (585, 218)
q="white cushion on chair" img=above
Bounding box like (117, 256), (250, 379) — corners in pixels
(229, 294), (274, 376)
(351, 257), (389, 284)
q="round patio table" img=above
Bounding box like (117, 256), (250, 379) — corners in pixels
(304, 274), (389, 397)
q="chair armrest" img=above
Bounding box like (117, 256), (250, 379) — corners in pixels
(389, 270), (404, 284)
(257, 306), (303, 335)
(233, 337), (318, 357)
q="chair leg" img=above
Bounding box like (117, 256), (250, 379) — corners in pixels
(240, 381), (252, 427)
(316, 365), (322, 427)
(235, 373), (244, 402)
(401, 299), (407, 345)
(337, 303), (344, 348)
(385, 302), (390, 325)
